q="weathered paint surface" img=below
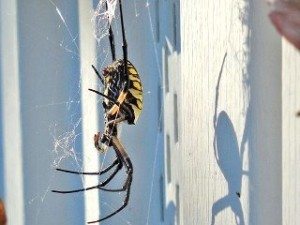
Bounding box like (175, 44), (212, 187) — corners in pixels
(180, 0), (282, 224)
(282, 40), (300, 225)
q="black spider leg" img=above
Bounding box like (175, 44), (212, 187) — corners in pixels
(88, 89), (120, 106)
(51, 136), (133, 222)
(91, 65), (104, 84)
(55, 157), (118, 176)
(106, 1), (116, 61)
(51, 155), (123, 194)
(89, 1), (116, 84)
(118, 0), (129, 91)
(87, 136), (133, 224)
(88, 88), (132, 118)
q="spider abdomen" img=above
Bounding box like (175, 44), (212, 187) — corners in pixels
(104, 60), (143, 125)
(125, 61), (143, 124)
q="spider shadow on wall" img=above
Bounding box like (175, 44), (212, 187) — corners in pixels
(211, 53), (249, 225)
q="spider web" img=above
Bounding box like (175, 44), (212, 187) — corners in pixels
(22, 1), (165, 225)
(92, 0), (117, 42)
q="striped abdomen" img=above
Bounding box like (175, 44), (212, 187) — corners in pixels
(103, 60), (143, 124)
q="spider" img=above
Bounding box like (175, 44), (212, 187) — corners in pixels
(51, 0), (143, 223)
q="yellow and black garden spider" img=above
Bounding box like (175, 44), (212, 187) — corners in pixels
(52, 0), (143, 223)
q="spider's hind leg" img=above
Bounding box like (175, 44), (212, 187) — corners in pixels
(55, 157), (119, 176)
(51, 156), (123, 194)
(87, 166), (132, 223)
(87, 136), (133, 223)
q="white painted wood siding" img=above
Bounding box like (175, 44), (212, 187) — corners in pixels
(78, 1), (100, 223)
(0, 1), (25, 224)
(180, 0), (283, 224)
(282, 40), (300, 225)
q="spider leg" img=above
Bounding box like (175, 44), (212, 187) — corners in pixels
(106, 114), (126, 126)
(90, 2), (116, 85)
(51, 183), (122, 194)
(89, 89), (133, 121)
(98, 156), (123, 187)
(91, 65), (104, 84)
(88, 89), (120, 106)
(119, 0), (127, 63)
(105, 1), (116, 61)
(118, 0), (129, 91)
(55, 157), (119, 175)
(52, 184), (101, 194)
(88, 173), (132, 223)
(88, 136), (133, 223)
(88, 161), (131, 193)
(51, 157), (123, 194)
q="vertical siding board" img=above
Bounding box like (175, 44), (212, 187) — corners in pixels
(0, 1), (25, 224)
(246, 1), (282, 224)
(282, 41), (300, 225)
(77, 1), (99, 223)
(16, 1), (83, 224)
(180, 0), (281, 224)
